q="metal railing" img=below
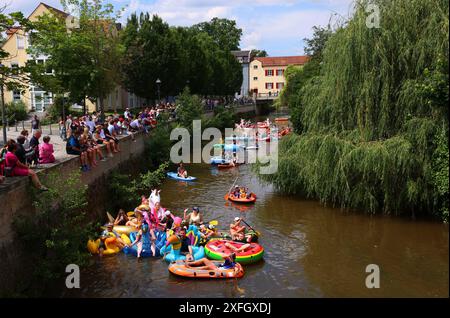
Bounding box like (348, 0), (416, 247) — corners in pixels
(6, 120), (60, 136)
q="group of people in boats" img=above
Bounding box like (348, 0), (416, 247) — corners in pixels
(95, 189), (256, 259)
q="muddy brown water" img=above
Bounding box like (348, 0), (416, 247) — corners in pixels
(61, 161), (448, 298)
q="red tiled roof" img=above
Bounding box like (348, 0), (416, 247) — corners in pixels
(255, 56), (310, 67)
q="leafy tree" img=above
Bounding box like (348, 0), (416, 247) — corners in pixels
(121, 13), (184, 100)
(175, 86), (204, 129)
(121, 14), (243, 100)
(250, 49), (268, 59)
(193, 18), (242, 51)
(303, 25), (332, 62)
(27, 0), (123, 118)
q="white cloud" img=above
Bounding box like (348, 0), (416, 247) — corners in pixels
(5, 0), (354, 56)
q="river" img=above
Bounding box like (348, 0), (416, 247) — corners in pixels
(61, 160), (448, 298)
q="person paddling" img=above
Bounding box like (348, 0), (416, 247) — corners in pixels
(177, 162), (188, 178)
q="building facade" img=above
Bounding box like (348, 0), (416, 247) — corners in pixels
(231, 50), (251, 98)
(1, 2), (142, 114)
(249, 56), (309, 98)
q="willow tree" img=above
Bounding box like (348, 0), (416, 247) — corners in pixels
(259, 0), (449, 221)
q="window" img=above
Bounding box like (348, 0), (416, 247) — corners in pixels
(11, 62), (19, 77)
(16, 35), (25, 49)
(253, 77), (258, 81)
(13, 90), (21, 101)
(45, 64), (53, 74)
(276, 69), (284, 76)
(265, 69), (274, 76)
(265, 83), (274, 89)
(253, 65), (258, 69)
(276, 82), (285, 89)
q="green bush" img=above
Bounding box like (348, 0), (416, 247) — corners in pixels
(107, 162), (169, 212)
(175, 87), (204, 130)
(5, 101), (28, 123)
(12, 170), (97, 296)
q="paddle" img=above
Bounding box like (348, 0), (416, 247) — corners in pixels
(225, 176), (239, 200)
(209, 220), (219, 226)
(240, 219), (261, 237)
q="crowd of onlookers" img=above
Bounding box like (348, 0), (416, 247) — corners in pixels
(0, 129), (50, 190)
(0, 105), (166, 189)
(63, 106), (165, 172)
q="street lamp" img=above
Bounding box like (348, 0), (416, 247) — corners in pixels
(156, 78), (161, 103)
(0, 63), (7, 145)
(61, 95), (67, 141)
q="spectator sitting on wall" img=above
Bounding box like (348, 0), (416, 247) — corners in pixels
(20, 130), (30, 149)
(79, 134), (97, 168)
(113, 118), (121, 135)
(29, 130), (41, 166)
(94, 125), (114, 157)
(39, 136), (56, 164)
(91, 112), (97, 124)
(104, 122), (120, 153)
(4, 139), (48, 191)
(84, 115), (96, 133)
(66, 130), (90, 172)
(129, 116), (141, 133)
(124, 108), (131, 119)
(85, 127), (106, 162)
(15, 135), (28, 164)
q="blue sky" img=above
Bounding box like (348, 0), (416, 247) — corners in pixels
(6, 0), (355, 55)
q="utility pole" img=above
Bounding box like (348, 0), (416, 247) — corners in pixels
(0, 62), (7, 144)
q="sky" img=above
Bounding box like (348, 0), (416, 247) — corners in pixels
(4, 0), (355, 56)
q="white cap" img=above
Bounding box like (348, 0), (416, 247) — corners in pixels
(164, 210), (171, 216)
(234, 217), (241, 221)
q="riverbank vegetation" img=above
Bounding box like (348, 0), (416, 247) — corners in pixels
(12, 170), (96, 296)
(261, 0), (449, 221)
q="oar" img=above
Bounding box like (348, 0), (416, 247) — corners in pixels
(240, 219), (261, 237)
(225, 176), (239, 200)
